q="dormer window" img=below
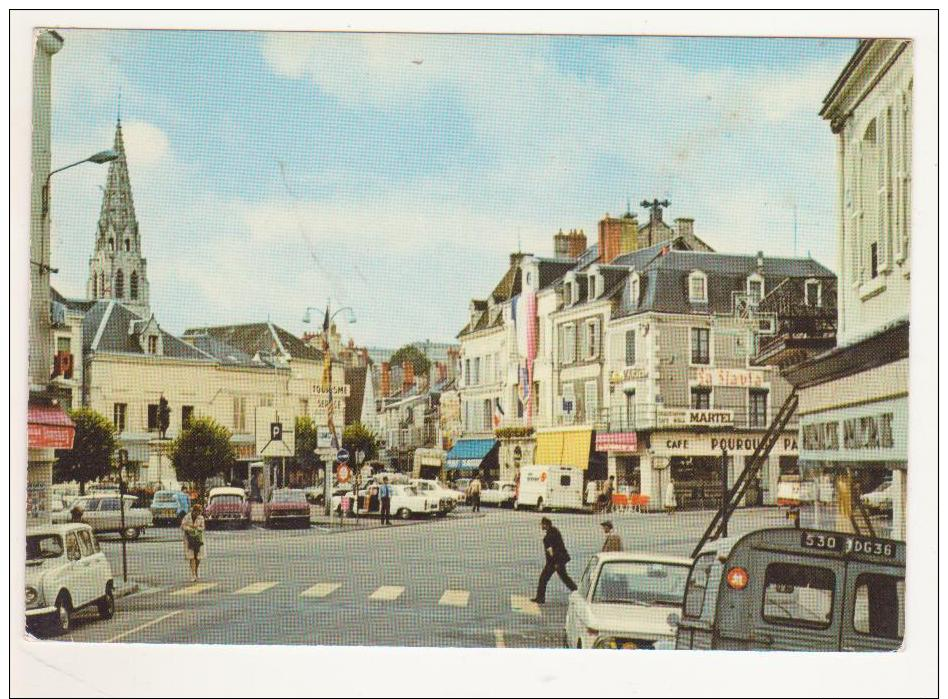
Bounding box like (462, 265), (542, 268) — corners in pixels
(805, 279), (823, 307)
(688, 270), (708, 303)
(147, 335), (158, 354)
(747, 273), (765, 305)
(629, 272), (641, 307)
(587, 276), (596, 301)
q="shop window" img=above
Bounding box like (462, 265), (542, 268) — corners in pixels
(113, 403), (127, 432)
(691, 328), (710, 365)
(147, 403), (160, 432)
(853, 573), (904, 640)
(691, 387), (711, 410)
(762, 563), (835, 629)
(749, 389), (769, 427)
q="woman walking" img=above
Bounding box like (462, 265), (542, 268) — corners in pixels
(181, 502), (206, 582)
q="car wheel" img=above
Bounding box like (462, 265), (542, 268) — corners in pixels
(98, 584), (115, 620)
(122, 526), (141, 541)
(537, 498), (545, 512)
(397, 508), (412, 520)
(52, 592), (72, 636)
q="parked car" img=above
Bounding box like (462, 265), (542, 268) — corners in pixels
(409, 479), (461, 513)
(149, 490), (191, 526)
(51, 494), (153, 540)
(264, 489), (311, 528)
(480, 480), (517, 507)
(204, 487), (251, 529)
(334, 484), (445, 519)
(565, 552), (692, 649)
(26, 523), (115, 636)
(861, 480), (894, 513)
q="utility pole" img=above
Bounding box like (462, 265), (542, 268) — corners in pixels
(117, 449), (129, 583)
(720, 447), (729, 539)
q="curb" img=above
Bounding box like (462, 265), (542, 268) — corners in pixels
(114, 582), (140, 599)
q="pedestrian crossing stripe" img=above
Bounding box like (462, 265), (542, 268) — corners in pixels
(235, 582), (278, 595)
(300, 583), (341, 598)
(510, 594), (540, 616)
(171, 582), (218, 596)
(438, 589), (470, 607)
(369, 585), (404, 601)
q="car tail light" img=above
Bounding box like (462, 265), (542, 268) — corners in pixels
(726, 566), (749, 590)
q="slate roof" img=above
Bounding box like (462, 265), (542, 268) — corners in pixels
(50, 287), (97, 314)
(82, 300), (211, 361)
(182, 322), (323, 362)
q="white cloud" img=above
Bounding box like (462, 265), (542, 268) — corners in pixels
(119, 120), (171, 171)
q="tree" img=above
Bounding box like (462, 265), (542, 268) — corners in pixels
(389, 344), (431, 377)
(53, 408), (117, 495)
(294, 415), (320, 474)
(171, 416), (236, 499)
(342, 421), (380, 463)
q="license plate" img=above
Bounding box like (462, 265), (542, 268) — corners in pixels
(801, 532), (897, 558)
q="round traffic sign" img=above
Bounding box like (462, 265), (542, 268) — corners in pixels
(337, 464), (351, 483)
(336, 448), (350, 463)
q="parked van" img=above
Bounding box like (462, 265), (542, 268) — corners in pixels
(515, 465), (584, 512)
(675, 527), (904, 651)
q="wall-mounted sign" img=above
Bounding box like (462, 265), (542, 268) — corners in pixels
(652, 431), (798, 457)
(694, 367), (766, 388)
(609, 366), (648, 384)
(799, 397), (907, 463)
(595, 432), (638, 452)
(658, 408), (734, 427)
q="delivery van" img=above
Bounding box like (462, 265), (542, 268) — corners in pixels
(515, 465), (584, 512)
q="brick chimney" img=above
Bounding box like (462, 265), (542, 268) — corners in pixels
(402, 361), (415, 392)
(554, 229), (570, 259)
(675, 217), (695, 241)
(598, 215), (623, 264)
(381, 362), (391, 396)
(567, 229), (587, 258)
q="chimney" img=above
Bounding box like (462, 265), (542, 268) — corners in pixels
(381, 362), (391, 396)
(554, 228), (570, 259)
(402, 361), (415, 392)
(675, 217), (695, 241)
(598, 215), (622, 264)
(757, 250), (764, 272)
(567, 228), (587, 258)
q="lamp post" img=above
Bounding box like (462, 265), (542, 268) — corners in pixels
(303, 302), (356, 517)
(42, 149), (118, 219)
(116, 448), (130, 583)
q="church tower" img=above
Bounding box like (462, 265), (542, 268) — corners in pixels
(87, 119), (150, 317)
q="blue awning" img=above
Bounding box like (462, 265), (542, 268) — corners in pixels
(445, 439), (497, 472)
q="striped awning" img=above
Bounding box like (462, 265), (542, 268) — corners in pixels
(28, 403), (75, 450)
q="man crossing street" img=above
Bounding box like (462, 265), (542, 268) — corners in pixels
(531, 517), (577, 604)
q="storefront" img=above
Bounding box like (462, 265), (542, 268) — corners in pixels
(413, 448), (446, 480)
(27, 400), (76, 524)
(445, 438), (499, 481)
(595, 432), (639, 492)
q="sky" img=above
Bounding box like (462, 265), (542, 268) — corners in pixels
(47, 30), (858, 347)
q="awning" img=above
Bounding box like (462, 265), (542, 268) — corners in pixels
(535, 429), (592, 470)
(445, 439), (497, 473)
(28, 403), (75, 450)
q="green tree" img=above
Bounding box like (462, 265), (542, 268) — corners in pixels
(53, 408), (117, 495)
(389, 344), (431, 377)
(294, 415), (320, 473)
(170, 416), (236, 499)
(342, 421), (379, 462)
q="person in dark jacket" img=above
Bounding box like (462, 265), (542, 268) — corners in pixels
(531, 517), (577, 604)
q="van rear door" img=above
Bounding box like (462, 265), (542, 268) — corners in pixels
(840, 561), (904, 652)
(752, 547), (846, 650)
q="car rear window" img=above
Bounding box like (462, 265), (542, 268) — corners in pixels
(683, 553), (715, 618)
(272, 491), (306, 503)
(762, 562), (835, 629)
(210, 495), (243, 506)
(592, 561), (690, 607)
(853, 573), (904, 640)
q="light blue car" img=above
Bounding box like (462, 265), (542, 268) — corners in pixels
(150, 490), (191, 526)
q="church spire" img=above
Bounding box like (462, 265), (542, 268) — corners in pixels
(97, 119), (138, 237)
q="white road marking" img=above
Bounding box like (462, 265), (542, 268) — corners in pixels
(234, 582), (278, 595)
(105, 611), (182, 644)
(438, 589), (470, 607)
(510, 594), (540, 616)
(171, 582), (218, 596)
(494, 629), (506, 648)
(300, 583), (341, 598)
(369, 585), (404, 601)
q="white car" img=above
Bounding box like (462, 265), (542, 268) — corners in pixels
(480, 481), (516, 507)
(25, 523), (115, 636)
(565, 552), (692, 649)
(861, 480), (894, 512)
(51, 494), (153, 540)
(334, 484), (445, 519)
(409, 479), (462, 512)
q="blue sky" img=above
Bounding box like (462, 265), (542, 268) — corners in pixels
(48, 30), (857, 347)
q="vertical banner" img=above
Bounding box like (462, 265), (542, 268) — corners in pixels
(513, 290), (538, 425)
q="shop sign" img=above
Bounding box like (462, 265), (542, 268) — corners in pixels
(235, 443), (258, 459)
(312, 385), (351, 397)
(609, 366), (648, 384)
(694, 367), (765, 388)
(658, 408), (734, 427)
(653, 432), (798, 457)
(799, 397), (907, 462)
(595, 432), (638, 452)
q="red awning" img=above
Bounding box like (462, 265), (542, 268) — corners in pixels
(28, 404), (75, 450)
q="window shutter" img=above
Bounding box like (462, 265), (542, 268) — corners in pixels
(854, 139), (864, 283)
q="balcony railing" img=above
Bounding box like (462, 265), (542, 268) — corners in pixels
(385, 421), (439, 450)
(753, 277), (837, 367)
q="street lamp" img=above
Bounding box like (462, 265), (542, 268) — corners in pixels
(302, 305), (356, 326)
(42, 149), (119, 217)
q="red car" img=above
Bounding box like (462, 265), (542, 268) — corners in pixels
(264, 489), (310, 529)
(204, 487), (251, 529)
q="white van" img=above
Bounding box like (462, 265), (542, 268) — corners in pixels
(515, 465), (584, 511)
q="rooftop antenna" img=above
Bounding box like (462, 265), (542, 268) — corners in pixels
(793, 204), (798, 257)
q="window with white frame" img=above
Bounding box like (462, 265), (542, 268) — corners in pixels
(484, 354), (493, 384)
(691, 386), (712, 410)
(897, 84), (912, 264)
(624, 389), (636, 428)
(561, 323), (576, 364)
(859, 119), (882, 280)
(691, 327), (710, 365)
(630, 273), (641, 307)
(585, 318), (600, 360)
(473, 357), (481, 385)
(232, 395), (247, 431)
(805, 279), (822, 307)
(689, 270), (708, 303)
(747, 274), (765, 305)
(584, 380), (598, 423)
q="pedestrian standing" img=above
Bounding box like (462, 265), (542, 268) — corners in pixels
(379, 476), (393, 525)
(664, 477), (678, 515)
(469, 474), (482, 513)
(531, 517), (577, 604)
(181, 503), (206, 581)
(69, 504), (84, 523)
(600, 520), (623, 552)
